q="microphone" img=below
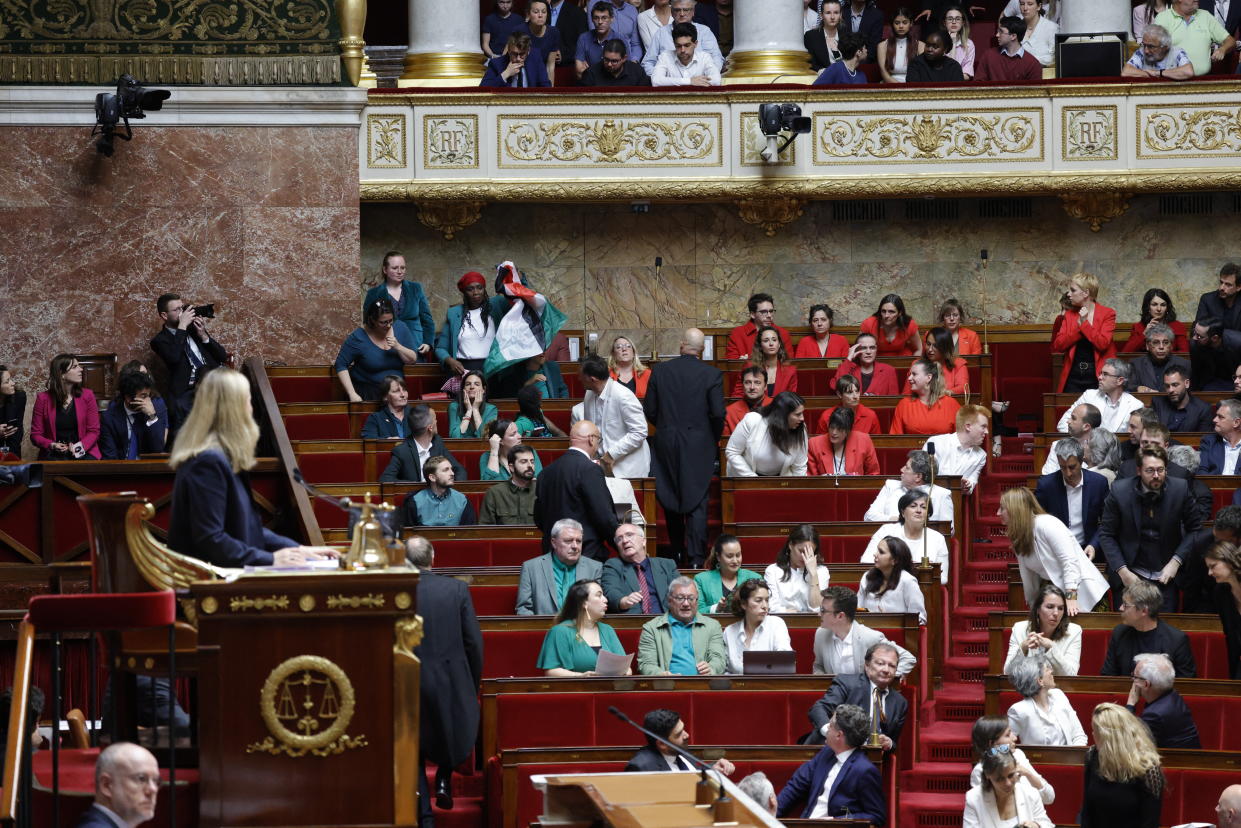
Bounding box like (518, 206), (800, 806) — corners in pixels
(291, 467), (351, 512)
(606, 706), (732, 816)
(292, 468), (398, 538)
(922, 443), (935, 567)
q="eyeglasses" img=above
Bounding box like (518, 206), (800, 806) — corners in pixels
(987, 743), (1012, 756)
(669, 594), (697, 604)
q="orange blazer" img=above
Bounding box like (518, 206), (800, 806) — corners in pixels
(860, 316), (920, 357)
(794, 334), (850, 359)
(611, 368), (650, 398)
(903, 357), (969, 396)
(889, 395), (961, 435)
(955, 326), (983, 356)
(807, 432), (880, 476)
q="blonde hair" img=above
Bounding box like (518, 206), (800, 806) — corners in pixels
(1000, 487), (1045, 558)
(1071, 272), (1100, 300)
(168, 368), (260, 473)
(912, 358), (946, 407)
(955, 403), (990, 431)
(1091, 703), (1164, 789)
(606, 336), (647, 376)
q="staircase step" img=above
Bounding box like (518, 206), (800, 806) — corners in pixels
(943, 655), (988, 685)
(899, 792), (970, 828)
(961, 585), (1010, 609)
(950, 631), (991, 659)
(901, 763), (973, 794)
(963, 563), (1011, 586)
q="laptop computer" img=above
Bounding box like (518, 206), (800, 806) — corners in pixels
(742, 650), (797, 675)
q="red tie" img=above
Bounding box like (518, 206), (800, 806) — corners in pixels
(634, 565), (656, 613)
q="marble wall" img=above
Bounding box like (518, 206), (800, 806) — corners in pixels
(361, 195), (1234, 357)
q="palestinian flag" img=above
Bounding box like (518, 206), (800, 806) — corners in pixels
(482, 261), (566, 379)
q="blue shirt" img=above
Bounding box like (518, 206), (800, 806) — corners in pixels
(642, 22), (723, 74)
(410, 487), (471, 527)
(333, 322), (416, 400)
(483, 12), (527, 52)
(667, 616), (698, 675)
(813, 61), (867, 85)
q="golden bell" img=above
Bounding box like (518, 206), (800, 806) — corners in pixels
(341, 492), (395, 571)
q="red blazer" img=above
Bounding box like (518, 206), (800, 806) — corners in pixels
(1051, 305), (1117, 392)
(859, 316), (920, 357)
(732, 364), (798, 398)
(793, 334), (849, 359)
(817, 404), (881, 434)
(30, 389), (101, 459)
(889, 394), (961, 435)
(831, 360), (900, 395)
(806, 432), (880, 476)
(902, 357), (970, 396)
(610, 368), (651, 398)
(726, 322), (793, 360)
(955, 327), (983, 356)
(1120, 320), (1189, 353)
(723, 398), (768, 437)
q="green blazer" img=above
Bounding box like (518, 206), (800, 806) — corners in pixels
(536, 620), (625, 673)
(636, 614), (726, 676)
(448, 401), (498, 438)
(434, 296), (510, 367)
(693, 568), (763, 615)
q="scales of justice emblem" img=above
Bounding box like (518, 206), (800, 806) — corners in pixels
(246, 655), (369, 758)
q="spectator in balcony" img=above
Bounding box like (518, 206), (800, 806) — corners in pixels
(403, 456), (478, 528)
(795, 304), (849, 359)
(651, 21), (722, 86)
(99, 368), (168, 460)
(1123, 289), (1189, 355)
(1204, 541), (1241, 679)
(638, 0), (673, 52)
(974, 15), (1042, 80)
(964, 746), (1056, 828)
(380, 404), (468, 483)
(779, 704), (887, 821)
(0, 365), (24, 458)
(861, 292), (921, 357)
(336, 297), (419, 403)
(643, 0), (724, 75)
(517, 519), (603, 615)
(1005, 652), (1088, 746)
(727, 293), (793, 359)
(576, 3), (620, 79)
(879, 7), (926, 82)
(1056, 358), (1141, 434)
(30, 354), (100, 460)
(601, 0), (645, 63)
(1155, 0), (1235, 76)
(523, 0), (562, 80)
(608, 336), (651, 398)
(623, 708), (735, 773)
(1129, 322), (1190, 393)
(891, 360), (962, 435)
(805, 0), (822, 31)
(857, 536), (927, 624)
(814, 585), (917, 676)
(764, 523), (831, 613)
(515, 385), (568, 438)
(481, 419), (543, 481)
(725, 366), (769, 438)
(483, 0), (527, 59)
(1100, 579), (1197, 677)
(1134, 0), (1170, 41)
(1079, 704), (1166, 827)
(1196, 263), (1241, 329)
(550, 0), (589, 67)
(1012, 0), (1058, 67)
(916, 0), (987, 34)
(942, 6), (976, 77)
(636, 576), (727, 675)
(1053, 272), (1117, 393)
(581, 37), (652, 85)
(1124, 652), (1201, 749)
(999, 487), (1110, 616)
(580, 355), (649, 478)
(362, 252), (434, 362)
(1035, 439), (1107, 562)
(733, 326), (798, 398)
(696, 0), (734, 55)
(478, 445), (538, 524)
(813, 31), (869, 84)
(446, 370), (498, 439)
(808, 408), (880, 476)
(1152, 365), (1212, 432)
(537, 579), (629, 677)
(722, 579), (793, 673)
(969, 716), (1056, 805)
(925, 403), (989, 493)
(862, 487), (949, 584)
(832, 333), (900, 395)
(806, 0), (844, 69)
(864, 449), (955, 531)
(603, 522), (678, 614)
(726, 391), (809, 477)
(820, 374), (881, 435)
(1203, 0), (1241, 40)
(1123, 23), (1195, 79)
(1004, 583), (1083, 676)
(361, 375), (412, 439)
(695, 533), (762, 614)
(843, 0), (884, 61)
(1001, 0), (1058, 23)
(807, 642), (908, 750)
(908, 326), (969, 395)
(1190, 316), (1241, 391)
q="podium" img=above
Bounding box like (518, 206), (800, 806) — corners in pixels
(190, 568), (422, 828)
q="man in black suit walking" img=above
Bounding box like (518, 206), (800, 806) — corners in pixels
(806, 642), (908, 751)
(75, 742), (160, 827)
(623, 708), (735, 775)
(149, 293), (227, 431)
(533, 420), (619, 562)
(406, 536), (483, 826)
(643, 328), (725, 567)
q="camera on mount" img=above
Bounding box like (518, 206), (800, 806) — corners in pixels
(191, 303), (216, 319)
(758, 103), (812, 163)
(92, 74), (171, 157)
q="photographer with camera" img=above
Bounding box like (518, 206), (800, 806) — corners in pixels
(99, 368), (169, 460)
(150, 293), (228, 433)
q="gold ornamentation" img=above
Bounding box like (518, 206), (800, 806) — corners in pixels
(299, 595), (316, 613)
(125, 502), (231, 599)
(401, 51), (486, 82)
(200, 596), (218, 615)
(499, 114), (721, 167)
(144, 658), (154, 670)
(816, 110), (1041, 163)
(367, 113), (405, 168)
(424, 115), (480, 169)
(1059, 191), (1132, 232)
(394, 592), (412, 610)
(740, 113), (794, 167)
(326, 593), (385, 609)
(735, 197), (806, 236)
(416, 200), (485, 240)
(1138, 104), (1241, 158)
(724, 49), (813, 80)
(395, 616), (424, 653)
(1063, 106), (1118, 162)
(246, 654), (367, 758)
(334, 0), (366, 86)
(230, 595), (290, 613)
(0, 0), (333, 41)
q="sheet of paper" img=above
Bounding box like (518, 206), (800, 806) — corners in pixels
(595, 650), (633, 677)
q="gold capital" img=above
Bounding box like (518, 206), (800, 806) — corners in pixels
(1059, 191), (1132, 232)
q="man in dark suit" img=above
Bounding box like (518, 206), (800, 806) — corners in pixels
(1035, 439), (1108, 560)
(1101, 580), (1197, 677)
(1115, 422), (1190, 481)
(99, 370), (169, 460)
(149, 293), (227, 431)
(643, 329), (724, 567)
(601, 523), (678, 613)
(777, 704), (886, 822)
(379, 405), (467, 483)
(533, 420), (619, 562)
(1125, 652), (1201, 749)
(1099, 446), (1204, 612)
(406, 537), (483, 822)
(1153, 365), (1214, 433)
(844, 0), (884, 61)
(76, 742), (160, 827)
(806, 642), (907, 751)
(1199, 398), (1241, 474)
(623, 708), (735, 775)
(550, 0), (589, 65)
(1195, 264), (1241, 328)
(1201, 0), (1241, 38)
(1190, 317), (1241, 391)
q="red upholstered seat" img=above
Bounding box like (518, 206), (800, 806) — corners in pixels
(731, 489), (877, 523)
(27, 592), (174, 632)
(283, 413), (351, 440)
(268, 375), (334, 403)
(436, 538), (541, 568)
(295, 450), (364, 484)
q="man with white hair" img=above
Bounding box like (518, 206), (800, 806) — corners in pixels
(1056, 358), (1143, 434)
(1123, 23), (1195, 78)
(76, 743), (160, 828)
(737, 772), (777, 815)
(515, 519), (603, 615)
(1125, 652), (1201, 749)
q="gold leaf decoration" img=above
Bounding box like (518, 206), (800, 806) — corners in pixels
(818, 111), (1038, 161)
(502, 117), (717, 166)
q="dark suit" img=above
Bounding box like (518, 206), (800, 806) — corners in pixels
(1129, 354), (1190, 393)
(1116, 458), (1190, 481)
(0, 389), (25, 456)
(624, 744), (694, 772)
(643, 354), (725, 566)
(532, 448), (619, 562)
(74, 805), (121, 828)
(378, 435), (467, 483)
(481, 50), (552, 87)
(776, 746), (886, 823)
(1198, 432), (1241, 475)
(1153, 394), (1214, 433)
(98, 397), (169, 460)
(1128, 689), (1201, 750)
(1098, 476), (1203, 611)
(843, 2), (884, 62)
(806, 673), (907, 749)
(601, 555), (678, 613)
(168, 449), (298, 567)
(1190, 341), (1241, 391)
(551, 0), (588, 65)
(1034, 468), (1108, 551)
(1195, 290), (1241, 330)
(149, 325), (227, 428)
(1202, 0), (1241, 34)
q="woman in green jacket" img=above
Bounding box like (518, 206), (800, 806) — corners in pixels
(694, 534), (762, 615)
(537, 580), (629, 677)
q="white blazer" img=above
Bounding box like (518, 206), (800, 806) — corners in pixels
(583, 378), (650, 479)
(1007, 689), (1088, 747)
(860, 522), (950, 585)
(725, 411), (808, 477)
(963, 777), (1054, 828)
(969, 746), (1056, 804)
(1017, 514), (1109, 611)
(1003, 620), (1082, 676)
(763, 562), (831, 614)
(722, 614), (792, 674)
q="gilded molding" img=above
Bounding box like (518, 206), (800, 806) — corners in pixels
(736, 197), (806, 236)
(1062, 106), (1118, 162)
(367, 113), (406, 168)
(1059, 191), (1133, 231)
(230, 595), (290, 613)
(395, 616), (424, 653)
(815, 109), (1042, 164)
(497, 114), (722, 168)
(424, 115), (480, 169)
(246, 654), (368, 758)
(415, 200), (486, 240)
(335, 0), (366, 87)
(326, 593), (385, 609)
(1137, 103), (1241, 159)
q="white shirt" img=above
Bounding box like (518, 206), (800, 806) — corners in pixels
(583, 378), (650, 479)
(663, 752), (690, 771)
(1225, 437), (1241, 477)
(413, 436), (433, 472)
(860, 523), (950, 585)
(891, 37), (910, 80)
(1007, 689), (1088, 746)
(637, 7), (671, 52)
(1063, 473), (1084, 543)
(763, 562), (831, 613)
(807, 748), (856, 818)
(969, 747), (1056, 804)
(726, 411), (808, 477)
(1003, 619), (1082, 677)
(643, 21), (724, 74)
(830, 624), (858, 676)
(1056, 389), (1143, 434)
(456, 307), (493, 359)
(1002, 0), (1060, 24)
(651, 49), (722, 86)
(1021, 16), (1059, 66)
(1016, 514), (1110, 611)
(964, 777), (1056, 828)
(863, 479), (955, 532)
(858, 569), (926, 625)
(1216, 0), (1232, 28)
(924, 433), (986, 488)
(722, 614), (793, 674)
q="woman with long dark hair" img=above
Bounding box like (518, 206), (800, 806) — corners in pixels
(695, 534), (762, 614)
(725, 391), (808, 476)
(537, 579), (628, 677)
(481, 418), (544, 480)
(722, 580), (793, 673)
(448, 370), (499, 438)
(734, 325), (798, 397)
(907, 326), (969, 395)
(335, 297), (419, 402)
(1120, 288), (1188, 352)
(877, 7), (925, 82)
(1003, 582), (1082, 675)
(807, 407), (880, 476)
(860, 293), (922, 357)
(514, 385), (567, 438)
(763, 523), (831, 613)
(30, 354), (100, 460)
(1205, 542), (1241, 679)
(858, 535), (925, 624)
